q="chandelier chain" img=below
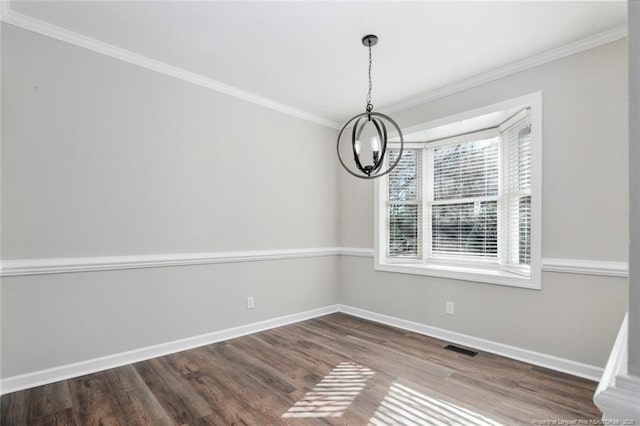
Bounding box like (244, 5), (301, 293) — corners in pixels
(366, 42), (373, 111)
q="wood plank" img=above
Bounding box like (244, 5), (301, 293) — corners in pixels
(134, 357), (212, 425)
(67, 365), (174, 426)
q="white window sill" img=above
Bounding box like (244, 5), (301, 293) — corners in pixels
(374, 260), (541, 290)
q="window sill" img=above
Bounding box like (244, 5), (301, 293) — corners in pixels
(374, 260), (541, 290)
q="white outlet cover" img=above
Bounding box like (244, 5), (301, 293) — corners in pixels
(446, 302), (455, 315)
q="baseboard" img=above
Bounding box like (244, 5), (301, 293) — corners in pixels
(1, 302), (604, 395)
(339, 304), (604, 382)
(0, 304), (340, 395)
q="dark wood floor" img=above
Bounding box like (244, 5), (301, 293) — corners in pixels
(1, 313), (602, 425)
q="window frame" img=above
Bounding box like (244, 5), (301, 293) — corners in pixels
(374, 93), (542, 290)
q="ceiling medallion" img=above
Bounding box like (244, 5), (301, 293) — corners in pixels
(337, 35), (404, 179)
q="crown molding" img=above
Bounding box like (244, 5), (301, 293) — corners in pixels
(0, 5), (341, 129)
(382, 25), (628, 115)
(0, 4), (627, 130)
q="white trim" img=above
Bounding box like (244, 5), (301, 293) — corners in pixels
(339, 304), (604, 381)
(542, 258), (629, 278)
(594, 314), (640, 420)
(0, 247), (344, 277)
(0, 2), (9, 22)
(337, 247), (375, 258)
(389, 93), (542, 141)
(1, 249), (628, 277)
(374, 262), (538, 290)
(0, 3), (627, 129)
(0, 303), (606, 395)
(382, 25), (628, 115)
(0, 7), (340, 129)
(425, 127), (499, 149)
(350, 249), (628, 278)
(0, 304), (341, 395)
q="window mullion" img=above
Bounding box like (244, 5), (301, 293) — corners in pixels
(498, 128), (507, 268)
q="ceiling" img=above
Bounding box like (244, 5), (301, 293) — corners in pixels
(8, 1), (627, 125)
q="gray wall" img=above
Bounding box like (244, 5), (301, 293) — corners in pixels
(1, 258), (338, 377)
(0, 23), (631, 378)
(339, 40), (629, 368)
(1, 25), (338, 258)
(0, 23), (339, 377)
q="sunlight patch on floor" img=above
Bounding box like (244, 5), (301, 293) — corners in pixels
(369, 382), (503, 426)
(282, 361), (375, 418)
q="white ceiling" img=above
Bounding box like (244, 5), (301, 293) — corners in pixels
(8, 1), (627, 124)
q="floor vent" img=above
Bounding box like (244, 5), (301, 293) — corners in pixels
(444, 345), (478, 357)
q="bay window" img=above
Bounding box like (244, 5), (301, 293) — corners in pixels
(375, 94), (541, 289)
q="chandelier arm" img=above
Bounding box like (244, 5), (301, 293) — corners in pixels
(375, 114), (403, 179)
(370, 118), (388, 173)
(370, 118), (384, 170)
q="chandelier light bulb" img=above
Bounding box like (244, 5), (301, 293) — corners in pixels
(371, 136), (380, 154)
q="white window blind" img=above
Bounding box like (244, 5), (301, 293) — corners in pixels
(386, 149), (421, 258)
(429, 137), (499, 259)
(500, 110), (532, 272)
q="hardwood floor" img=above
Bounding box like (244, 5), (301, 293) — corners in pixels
(1, 313), (602, 425)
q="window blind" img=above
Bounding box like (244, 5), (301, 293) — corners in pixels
(387, 149), (421, 258)
(430, 138), (499, 258)
(501, 111), (532, 270)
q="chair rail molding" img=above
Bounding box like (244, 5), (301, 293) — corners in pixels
(0, 248), (629, 277)
(0, 247), (345, 276)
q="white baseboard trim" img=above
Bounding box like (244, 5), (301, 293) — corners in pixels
(0, 303), (604, 395)
(339, 304), (604, 382)
(0, 304), (340, 395)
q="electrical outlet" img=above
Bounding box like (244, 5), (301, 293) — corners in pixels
(246, 296), (255, 309)
(446, 301), (455, 315)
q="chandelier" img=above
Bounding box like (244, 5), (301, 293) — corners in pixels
(337, 35), (404, 179)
